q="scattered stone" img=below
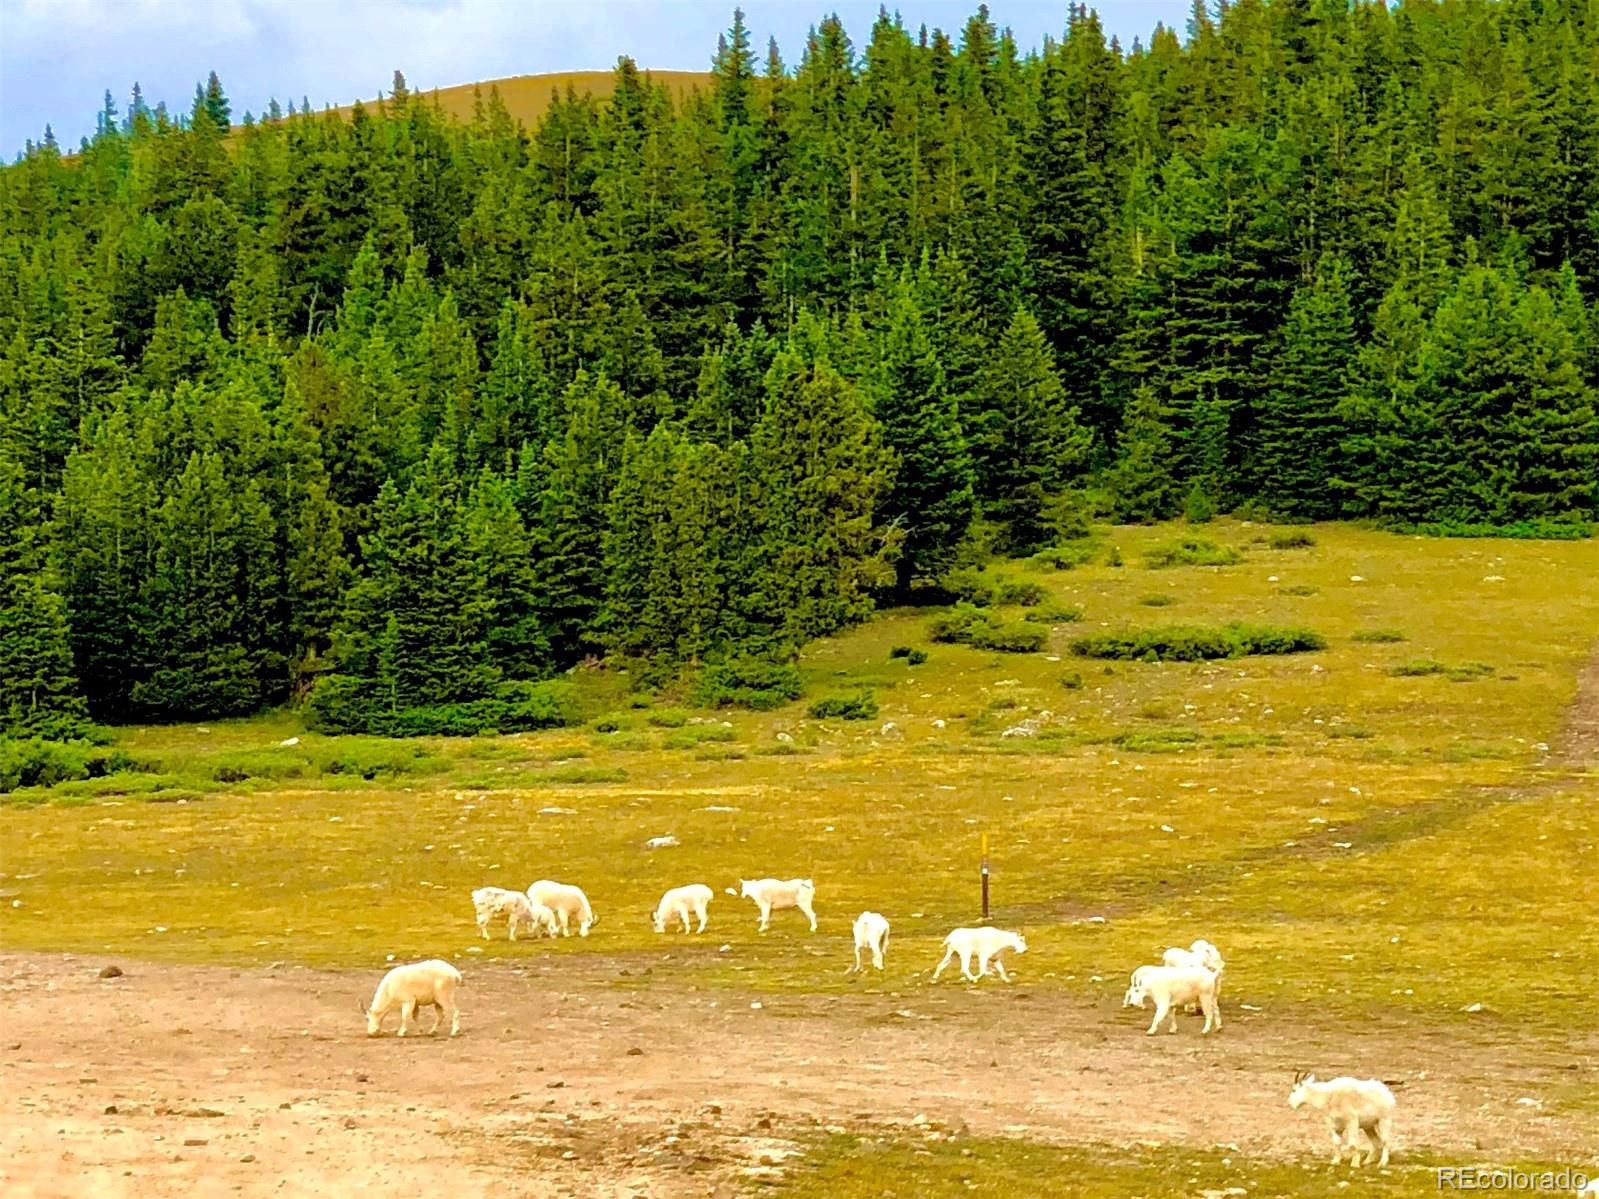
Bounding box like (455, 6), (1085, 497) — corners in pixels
(561, 1150), (577, 1160)
(240, 1154), (255, 1163)
(626, 1047), (644, 1056)
(538, 807), (577, 815)
(704, 1103), (721, 1115)
(645, 836), (679, 849)
(750, 1002), (763, 1010)
(1462, 1002), (1486, 1014)
(278, 736), (300, 747)
(547, 1080), (565, 1089)
(103, 1105), (118, 1115)
(98, 965), (123, 980)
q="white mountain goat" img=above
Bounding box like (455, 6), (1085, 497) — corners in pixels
(1288, 1072), (1397, 1167)
(734, 878), (817, 932)
(361, 960), (462, 1037)
(652, 883), (714, 934)
(471, 886), (554, 941)
(1162, 938), (1226, 1009)
(526, 880), (596, 937)
(848, 911), (891, 972)
(932, 927), (1027, 983)
(1122, 964), (1221, 1035)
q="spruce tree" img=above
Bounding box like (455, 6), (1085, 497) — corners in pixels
(872, 271), (974, 588)
(970, 308), (1091, 551)
(1253, 258), (1357, 519)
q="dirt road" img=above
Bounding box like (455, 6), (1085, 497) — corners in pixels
(4, 951), (1594, 1198)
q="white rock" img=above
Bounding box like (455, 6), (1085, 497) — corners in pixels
(1349, 575), (1365, 582)
(278, 736), (300, 747)
(538, 807), (577, 816)
(931, 719), (946, 729)
(1482, 575), (1505, 583)
(775, 732), (794, 743)
(645, 836), (679, 849)
(1462, 1002), (1486, 1013)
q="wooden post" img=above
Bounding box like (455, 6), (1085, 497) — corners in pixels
(980, 831), (990, 922)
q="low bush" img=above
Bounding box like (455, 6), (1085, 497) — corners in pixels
(807, 690), (880, 720)
(1389, 659), (1444, 677)
(1144, 537), (1243, 569)
(645, 707), (689, 728)
(968, 621), (1049, 653)
(1060, 671), (1084, 690)
(1111, 727), (1203, 752)
(661, 723), (738, 749)
(1402, 518), (1593, 540)
(1280, 584), (1319, 596)
(1352, 628), (1406, 643)
(302, 677), (578, 737)
(317, 744), (440, 779)
(1070, 622), (1327, 661)
(1268, 530), (1317, 549)
(889, 645), (929, 665)
(210, 750), (307, 784)
(694, 658), (804, 710)
(942, 567), (997, 606)
(1139, 594), (1176, 607)
(929, 603), (1048, 653)
(1028, 542), (1100, 571)
(1023, 603), (1084, 624)
(994, 579), (1051, 607)
(0, 738), (133, 793)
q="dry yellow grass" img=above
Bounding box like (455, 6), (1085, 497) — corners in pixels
(329, 69), (710, 128)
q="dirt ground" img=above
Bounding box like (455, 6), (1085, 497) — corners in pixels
(3, 948), (1597, 1199)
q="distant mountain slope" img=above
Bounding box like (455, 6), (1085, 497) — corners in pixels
(336, 69), (711, 125)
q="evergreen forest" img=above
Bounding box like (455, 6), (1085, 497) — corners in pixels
(3, 2), (1597, 738)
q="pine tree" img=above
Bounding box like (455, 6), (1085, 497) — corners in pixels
(1253, 258), (1357, 518)
(872, 271), (974, 588)
(746, 354), (895, 645)
(0, 456), (91, 737)
(970, 308), (1091, 551)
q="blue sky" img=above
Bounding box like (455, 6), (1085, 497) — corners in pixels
(1, 1), (1187, 157)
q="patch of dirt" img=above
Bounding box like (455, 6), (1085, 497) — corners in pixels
(1553, 647), (1599, 765)
(3, 952), (1595, 1197)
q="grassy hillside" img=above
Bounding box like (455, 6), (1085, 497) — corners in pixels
(5, 521), (1597, 1036)
(327, 69), (710, 126)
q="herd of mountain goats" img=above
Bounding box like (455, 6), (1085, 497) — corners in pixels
(352, 874), (1404, 1169)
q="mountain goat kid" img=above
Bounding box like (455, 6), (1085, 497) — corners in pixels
(361, 959), (462, 1037)
(652, 883), (714, 934)
(1122, 964), (1221, 1035)
(526, 880), (597, 937)
(1288, 1073), (1397, 1167)
(734, 878), (817, 932)
(932, 927), (1027, 983)
(848, 910), (891, 972)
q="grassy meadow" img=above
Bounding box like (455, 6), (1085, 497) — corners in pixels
(4, 521), (1596, 1031)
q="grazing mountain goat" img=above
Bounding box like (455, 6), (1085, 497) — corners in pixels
(932, 927), (1027, 983)
(471, 886), (554, 941)
(849, 911), (891, 972)
(1162, 938), (1226, 1009)
(1288, 1073), (1396, 1167)
(526, 880), (596, 937)
(361, 960), (462, 1037)
(1122, 964), (1221, 1035)
(735, 878), (817, 932)
(652, 883), (713, 934)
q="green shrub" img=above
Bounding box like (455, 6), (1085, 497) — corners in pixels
(994, 579), (1051, 606)
(967, 621), (1049, 653)
(1070, 623), (1326, 661)
(1389, 659), (1445, 677)
(942, 567), (997, 606)
(303, 677), (577, 737)
(1060, 671), (1084, 690)
(1327, 724), (1375, 739)
(209, 750), (307, 784)
(1280, 583), (1318, 596)
(1028, 542), (1100, 571)
(694, 658), (804, 710)
(0, 739), (149, 793)
(1111, 727), (1203, 752)
(1268, 530), (1317, 549)
(1144, 537), (1242, 569)
(317, 744), (440, 779)
(1403, 518), (1593, 540)
(1183, 483), (1216, 524)
(1447, 661), (1495, 681)
(1352, 628), (1406, 643)
(645, 707), (689, 728)
(889, 645), (929, 665)
(661, 724), (738, 749)
(1139, 594), (1176, 607)
(807, 690), (880, 720)
(928, 602), (991, 644)
(1023, 603), (1084, 624)
(1104, 544), (1124, 567)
